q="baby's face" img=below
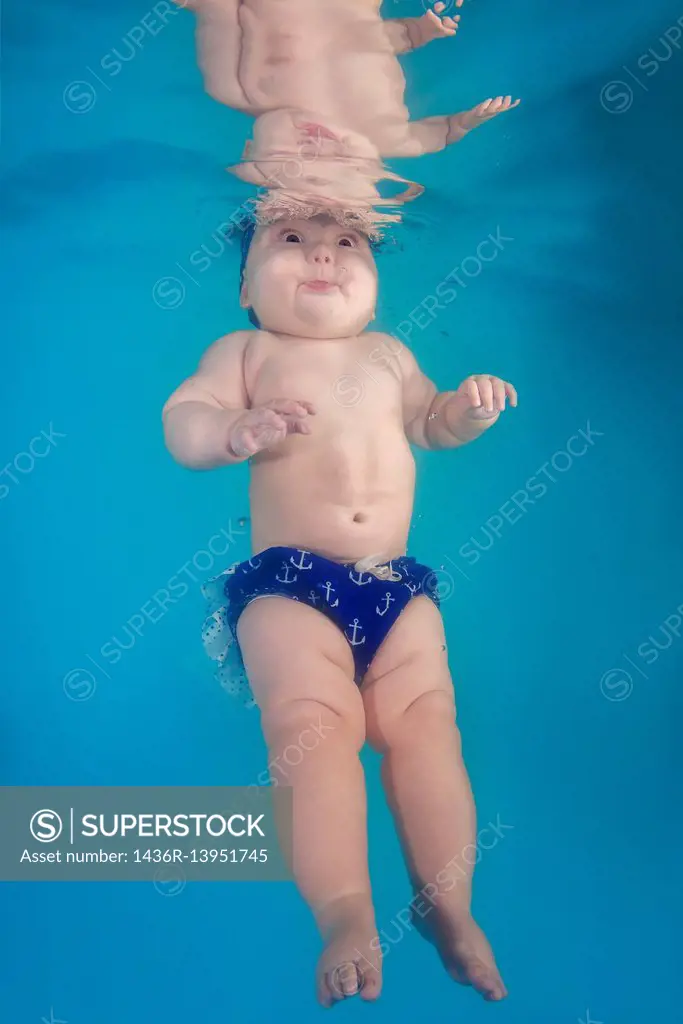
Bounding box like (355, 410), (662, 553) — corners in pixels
(241, 216), (378, 339)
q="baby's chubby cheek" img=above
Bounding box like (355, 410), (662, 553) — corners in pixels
(349, 264), (378, 302)
(249, 258), (300, 302)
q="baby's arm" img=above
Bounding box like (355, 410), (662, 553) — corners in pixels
(384, 1), (461, 55)
(162, 331), (315, 468)
(163, 331), (252, 469)
(399, 342), (517, 449)
(385, 96), (520, 157)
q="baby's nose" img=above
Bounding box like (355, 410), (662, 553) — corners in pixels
(312, 252), (332, 264)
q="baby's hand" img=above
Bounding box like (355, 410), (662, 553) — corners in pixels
(460, 96), (521, 130)
(456, 374), (518, 419)
(422, 1), (462, 40)
(228, 399), (315, 458)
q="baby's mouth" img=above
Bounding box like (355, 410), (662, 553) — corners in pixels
(302, 280), (339, 292)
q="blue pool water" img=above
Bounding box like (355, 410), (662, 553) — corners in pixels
(2, 1), (683, 1021)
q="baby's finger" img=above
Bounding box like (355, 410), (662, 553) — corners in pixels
(504, 381), (518, 406)
(229, 434), (257, 458)
(289, 418), (313, 435)
(492, 378), (507, 411)
(336, 962), (363, 998)
(465, 377), (481, 407)
(253, 424), (287, 450)
(426, 10), (447, 31)
(256, 408), (288, 431)
(231, 423), (272, 457)
(267, 398), (312, 418)
(316, 968), (334, 1009)
(478, 377), (494, 412)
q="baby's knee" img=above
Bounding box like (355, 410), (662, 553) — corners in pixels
(366, 688), (456, 753)
(262, 697), (365, 755)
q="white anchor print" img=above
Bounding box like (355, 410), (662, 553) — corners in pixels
(348, 568), (373, 586)
(345, 618), (366, 646)
(376, 592), (395, 616)
(275, 562), (298, 584)
(321, 581), (339, 607)
(403, 580), (419, 595)
(290, 550), (313, 570)
(308, 589), (320, 606)
(241, 555), (261, 572)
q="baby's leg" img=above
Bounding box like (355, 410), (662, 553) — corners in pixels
(173, 0), (254, 111)
(361, 596), (506, 1001)
(237, 597), (382, 1007)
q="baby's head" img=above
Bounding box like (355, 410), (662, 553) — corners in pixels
(238, 214), (379, 339)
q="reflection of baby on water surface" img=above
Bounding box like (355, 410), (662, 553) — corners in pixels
(166, 0), (521, 1009)
(177, 0), (519, 229)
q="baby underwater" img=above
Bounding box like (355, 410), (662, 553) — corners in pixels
(163, 215), (518, 1005)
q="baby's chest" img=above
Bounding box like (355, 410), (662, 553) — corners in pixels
(248, 342), (403, 413)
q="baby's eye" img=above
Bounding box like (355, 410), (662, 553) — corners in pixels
(282, 231), (303, 243)
(338, 236), (356, 247)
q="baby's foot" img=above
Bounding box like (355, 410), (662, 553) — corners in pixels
(413, 902), (507, 1002)
(316, 898), (382, 1007)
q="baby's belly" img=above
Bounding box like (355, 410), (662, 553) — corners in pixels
(248, 430), (416, 562)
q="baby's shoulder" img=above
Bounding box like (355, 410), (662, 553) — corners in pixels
(361, 330), (413, 362)
(196, 329), (255, 372)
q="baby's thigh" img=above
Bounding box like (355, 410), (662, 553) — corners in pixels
(361, 596), (455, 741)
(236, 597), (361, 726)
(193, 0), (248, 107)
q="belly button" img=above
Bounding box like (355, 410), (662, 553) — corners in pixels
(352, 512), (366, 523)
